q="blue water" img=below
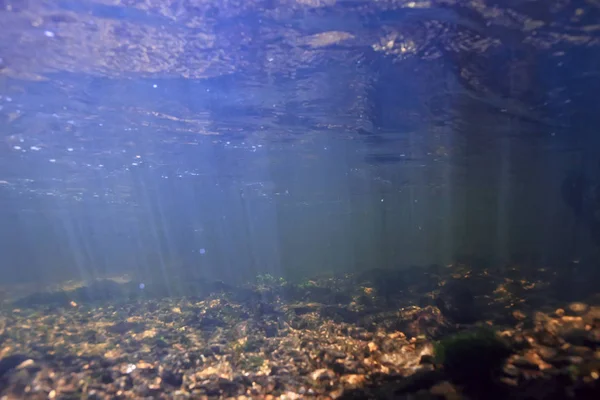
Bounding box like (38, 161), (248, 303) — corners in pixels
(0, 0), (599, 289)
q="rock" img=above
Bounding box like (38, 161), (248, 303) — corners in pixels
(394, 370), (445, 394)
(311, 368), (335, 382)
(107, 321), (145, 334)
(435, 280), (480, 323)
(511, 356), (540, 370)
(161, 369), (183, 387)
(429, 381), (461, 400)
(562, 328), (595, 346)
(347, 327), (372, 341)
(341, 374), (366, 387)
(0, 354), (31, 378)
(502, 363), (520, 378)
(537, 346), (559, 362)
(567, 302), (589, 315)
(420, 354), (436, 365)
(326, 349), (347, 360)
(514, 351), (553, 371)
(512, 310), (527, 321)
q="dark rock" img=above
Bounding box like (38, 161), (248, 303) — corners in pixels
(161, 369), (183, 387)
(420, 354), (436, 365)
(434, 328), (512, 384)
(290, 303), (320, 316)
(0, 354), (31, 378)
(263, 322), (278, 338)
(393, 370), (446, 394)
(218, 378), (240, 396)
(435, 280), (480, 324)
(511, 357), (540, 370)
(563, 329), (598, 347)
(209, 344), (224, 355)
(154, 338), (170, 348)
(325, 349), (347, 360)
(199, 316), (225, 329)
(107, 321), (145, 334)
(257, 302), (277, 316)
(502, 364), (520, 378)
(100, 371), (113, 384)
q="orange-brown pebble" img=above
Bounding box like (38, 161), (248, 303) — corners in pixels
(512, 310), (527, 321)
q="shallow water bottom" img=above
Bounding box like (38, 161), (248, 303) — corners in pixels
(1, 264), (600, 399)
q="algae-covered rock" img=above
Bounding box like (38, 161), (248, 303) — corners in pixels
(434, 327), (512, 384)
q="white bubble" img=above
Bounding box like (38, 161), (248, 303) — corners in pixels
(199, 248), (206, 254)
(139, 283), (145, 289)
(67, 147), (74, 152)
(135, 155), (141, 158)
(30, 146), (41, 151)
(152, 84), (158, 88)
(49, 159), (56, 163)
(13, 145), (21, 150)
(44, 30), (55, 37)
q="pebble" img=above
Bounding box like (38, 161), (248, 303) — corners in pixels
(511, 356), (540, 370)
(537, 346), (558, 361)
(429, 381), (460, 399)
(567, 302), (588, 315)
(310, 368), (335, 382)
(341, 374), (365, 387)
(503, 363), (520, 378)
(512, 310), (527, 321)
(367, 342), (378, 353)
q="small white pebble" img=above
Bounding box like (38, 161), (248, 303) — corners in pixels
(30, 146), (41, 151)
(152, 84), (158, 88)
(44, 30), (55, 37)
(49, 159), (56, 163)
(67, 147), (73, 152)
(13, 145), (21, 150)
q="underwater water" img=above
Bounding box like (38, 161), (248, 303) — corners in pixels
(1, 0), (600, 398)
